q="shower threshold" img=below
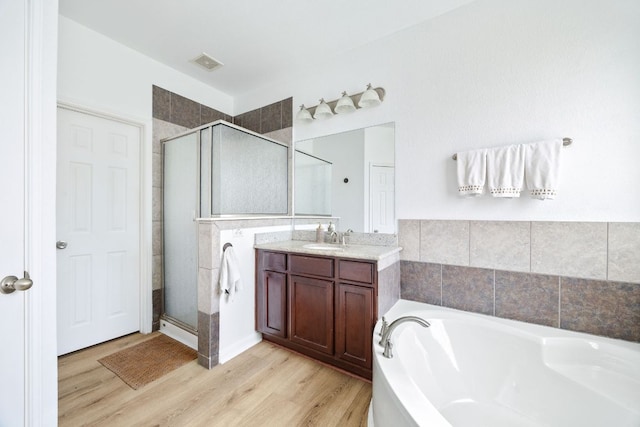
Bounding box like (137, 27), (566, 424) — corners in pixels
(159, 316), (197, 350)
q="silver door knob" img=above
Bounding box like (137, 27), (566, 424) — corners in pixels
(56, 240), (68, 249)
(1, 272), (33, 294)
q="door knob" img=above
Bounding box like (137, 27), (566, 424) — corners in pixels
(56, 240), (68, 249)
(1, 271), (33, 294)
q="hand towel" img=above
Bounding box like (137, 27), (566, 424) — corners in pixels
(524, 139), (563, 200)
(486, 144), (525, 198)
(219, 246), (242, 299)
(456, 149), (487, 197)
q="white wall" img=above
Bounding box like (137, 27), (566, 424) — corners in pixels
(236, 0), (640, 222)
(218, 225), (291, 363)
(58, 16), (233, 119)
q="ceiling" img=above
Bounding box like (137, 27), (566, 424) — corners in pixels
(59, 0), (473, 97)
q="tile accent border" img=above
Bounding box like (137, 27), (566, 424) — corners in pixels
(152, 85), (293, 136)
(401, 260), (640, 342)
(399, 218), (640, 342)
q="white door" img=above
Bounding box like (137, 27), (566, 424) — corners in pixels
(57, 107), (142, 355)
(1, 0), (57, 423)
(0, 1), (27, 422)
(370, 165), (395, 233)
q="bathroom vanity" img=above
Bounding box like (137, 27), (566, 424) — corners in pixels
(254, 241), (401, 380)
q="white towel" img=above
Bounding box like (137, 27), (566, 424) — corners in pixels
(525, 139), (563, 200)
(456, 149), (487, 197)
(219, 246), (242, 298)
(486, 144), (525, 198)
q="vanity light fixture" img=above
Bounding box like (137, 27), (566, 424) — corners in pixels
(296, 84), (386, 123)
(358, 83), (382, 108)
(313, 98), (334, 120)
(335, 91), (356, 114)
(296, 104), (314, 122)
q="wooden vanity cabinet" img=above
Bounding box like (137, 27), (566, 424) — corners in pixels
(256, 251), (287, 338)
(255, 249), (377, 379)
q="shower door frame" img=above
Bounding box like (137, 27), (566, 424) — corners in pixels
(161, 128), (201, 334)
(160, 120), (290, 334)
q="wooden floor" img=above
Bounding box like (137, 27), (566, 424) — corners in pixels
(58, 333), (371, 426)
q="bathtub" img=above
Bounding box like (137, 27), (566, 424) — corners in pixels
(368, 300), (640, 427)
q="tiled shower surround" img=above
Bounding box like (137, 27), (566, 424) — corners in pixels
(152, 85), (293, 368)
(398, 220), (640, 342)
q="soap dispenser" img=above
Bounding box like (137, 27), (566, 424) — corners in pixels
(316, 223), (324, 243)
(327, 221), (335, 233)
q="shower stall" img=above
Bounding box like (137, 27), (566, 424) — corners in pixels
(162, 120), (288, 334)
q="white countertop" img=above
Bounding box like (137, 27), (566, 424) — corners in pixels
(254, 240), (402, 271)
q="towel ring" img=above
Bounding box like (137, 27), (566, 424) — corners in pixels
(452, 137), (573, 161)
(223, 242), (233, 251)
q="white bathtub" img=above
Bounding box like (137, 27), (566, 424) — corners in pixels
(369, 300), (640, 427)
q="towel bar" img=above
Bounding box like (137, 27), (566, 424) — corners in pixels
(452, 137), (572, 161)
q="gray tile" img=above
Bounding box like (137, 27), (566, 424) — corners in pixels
(531, 222), (607, 280)
(282, 97), (293, 128)
(260, 101), (282, 134)
(200, 105), (227, 125)
(398, 220), (420, 261)
(209, 312), (220, 366)
(198, 223), (213, 269)
(152, 288), (162, 330)
(170, 92), (200, 128)
(401, 261), (441, 305)
(197, 267), (213, 314)
(152, 118), (188, 154)
(152, 152), (162, 188)
(152, 187), (162, 222)
(470, 221), (530, 272)
(152, 221), (163, 256)
(152, 85), (171, 121)
(197, 310), (211, 357)
(561, 278), (640, 342)
(378, 262), (401, 316)
(608, 222), (640, 283)
(420, 220), (469, 266)
(442, 265), (493, 315)
(152, 254), (163, 290)
(263, 127), (292, 145)
(234, 109), (261, 133)
(495, 271), (559, 327)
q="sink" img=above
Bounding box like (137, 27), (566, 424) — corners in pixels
(302, 243), (344, 251)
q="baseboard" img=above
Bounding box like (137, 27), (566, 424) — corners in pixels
(219, 332), (262, 364)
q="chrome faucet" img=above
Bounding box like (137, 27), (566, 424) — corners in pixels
(329, 231), (338, 243)
(378, 316), (430, 358)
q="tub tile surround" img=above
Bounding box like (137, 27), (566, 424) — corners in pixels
(399, 220), (640, 342)
(442, 265), (494, 315)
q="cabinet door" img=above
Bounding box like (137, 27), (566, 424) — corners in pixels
(256, 270), (287, 337)
(289, 275), (334, 355)
(335, 283), (374, 369)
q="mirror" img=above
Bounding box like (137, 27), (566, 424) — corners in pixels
(294, 122), (395, 233)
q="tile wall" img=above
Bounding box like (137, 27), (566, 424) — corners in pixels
(152, 85), (293, 368)
(398, 220), (640, 342)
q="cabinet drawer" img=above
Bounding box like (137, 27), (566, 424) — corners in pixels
(290, 255), (334, 278)
(339, 260), (374, 284)
(261, 251), (287, 271)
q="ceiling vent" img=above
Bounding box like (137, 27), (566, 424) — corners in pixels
(191, 53), (223, 71)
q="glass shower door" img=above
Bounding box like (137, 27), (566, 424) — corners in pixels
(163, 131), (198, 331)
